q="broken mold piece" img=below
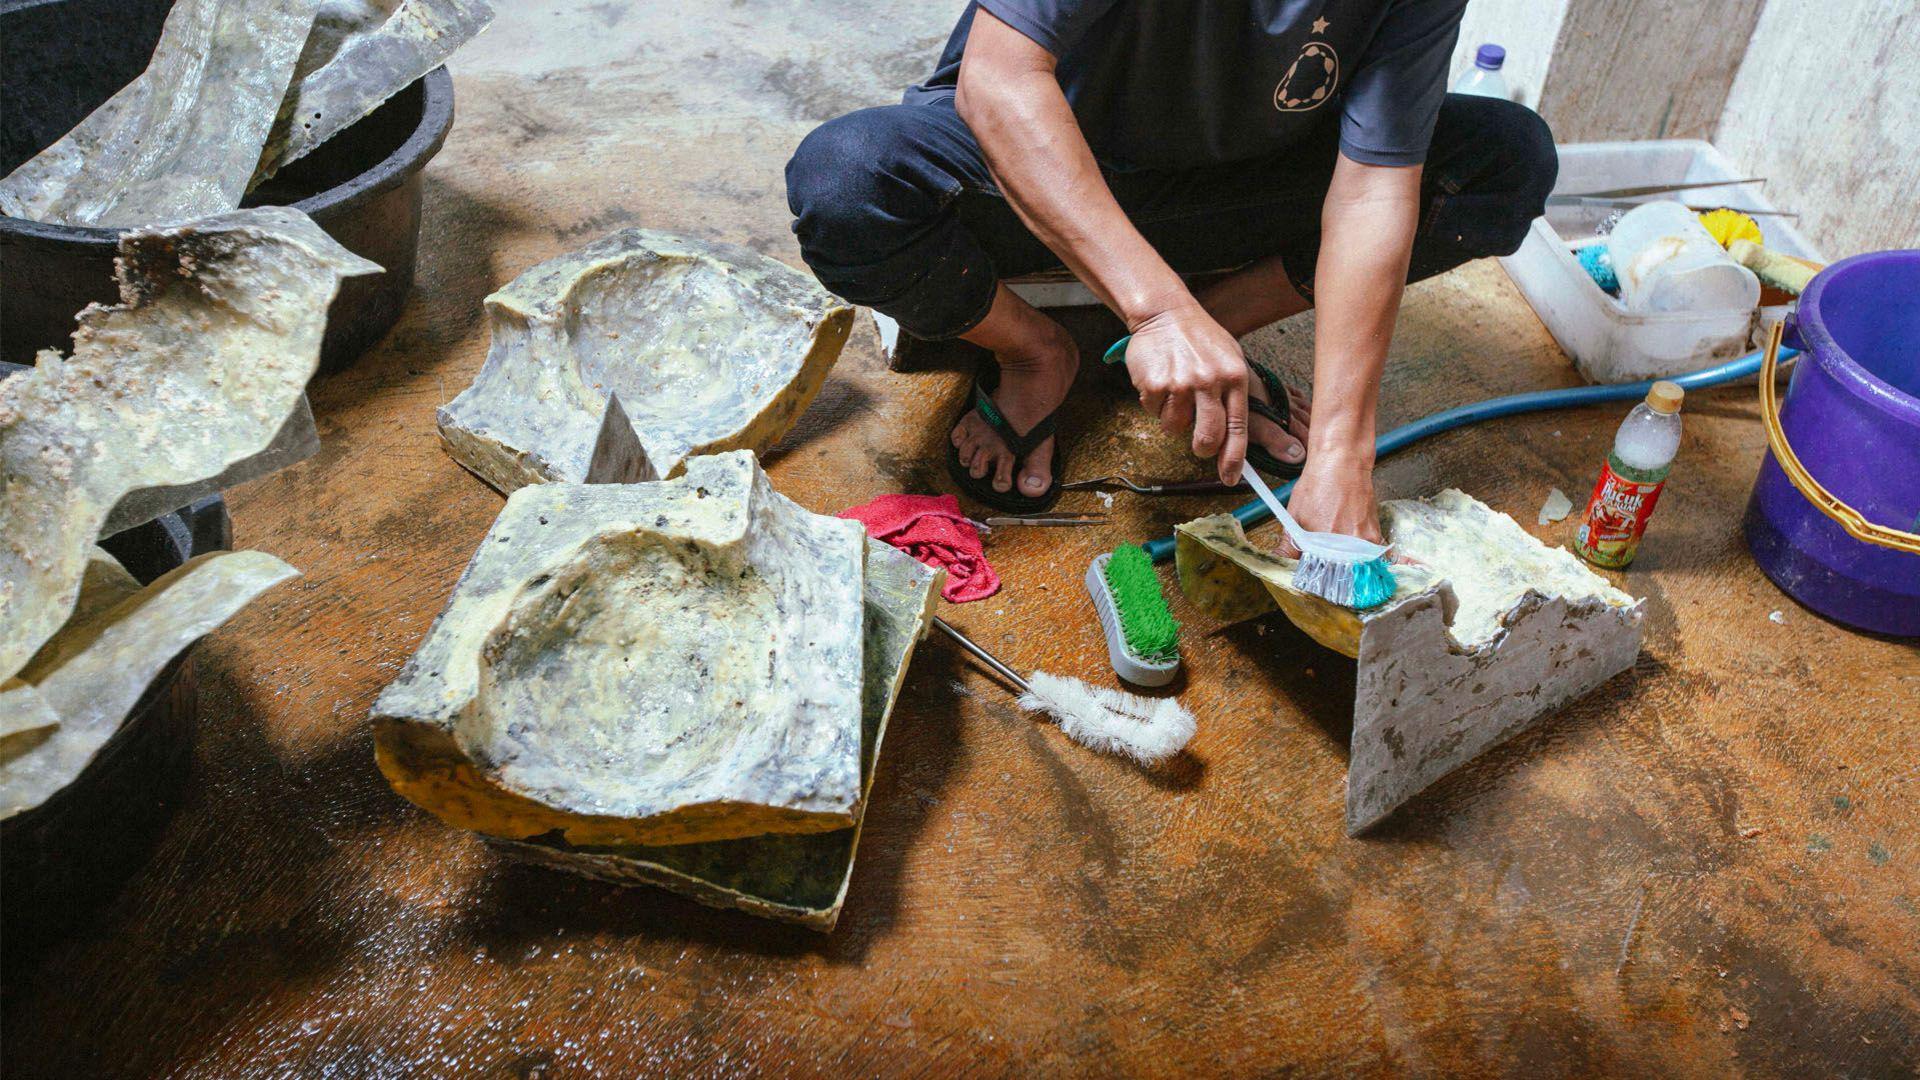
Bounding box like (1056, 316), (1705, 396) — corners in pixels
(373, 451), (871, 848)
(438, 229), (854, 494)
(0, 208), (377, 683)
(99, 399), (321, 539)
(0, 549), (297, 820)
(0, 682), (63, 764)
(1176, 489), (1643, 835)
(494, 540), (942, 930)
(0, 0), (317, 227)
(582, 394), (657, 484)
(255, 0), (494, 181)
(1538, 486), (1574, 525)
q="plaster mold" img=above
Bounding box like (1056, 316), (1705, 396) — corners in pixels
(373, 452), (872, 848)
(2, 358), (312, 539)
(0, 0), (317, 227)
(438, 229), (854, 494)
(99, 401), (321, 539)
(0, 683), (62, 756)
(0, 549), (298, 820)
(0, 208), (378, 682)
(1176, 489), (1643, 834)
(256, 0), (495, 180)
(496, 540), (942, 930)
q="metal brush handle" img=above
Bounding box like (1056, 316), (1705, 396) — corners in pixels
(931, 617), (1032, 695)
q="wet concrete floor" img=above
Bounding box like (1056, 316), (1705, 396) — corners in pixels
(4, 1), (1915, 1075)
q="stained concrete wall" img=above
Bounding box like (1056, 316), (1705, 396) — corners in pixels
(1537, 0), (1768, 142)
(1713, 0), (1920, 258)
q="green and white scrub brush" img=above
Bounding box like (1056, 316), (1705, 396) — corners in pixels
(1085, 544), (1180, 686)
(933, 618), (1195, 766)
(1241, 468), (1397, 609)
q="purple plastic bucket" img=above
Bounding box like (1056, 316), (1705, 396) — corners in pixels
(1744, 249), (1920, 636)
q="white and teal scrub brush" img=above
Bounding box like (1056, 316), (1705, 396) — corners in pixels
(1241, 468), (1397, 609)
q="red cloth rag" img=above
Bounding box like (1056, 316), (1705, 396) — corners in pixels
(839, 493), (1000, 604)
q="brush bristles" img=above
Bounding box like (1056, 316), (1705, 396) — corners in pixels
(1349, 558), (1398, 608)
(1293, 552), (1398, 609)
(1017, 671), (1196, 765)
(1102, 545), (1179, 662)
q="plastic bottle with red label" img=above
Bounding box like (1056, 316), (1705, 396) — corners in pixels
(1576, 381), (1684, 569)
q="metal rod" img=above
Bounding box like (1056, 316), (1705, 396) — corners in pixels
(1568, 177), (1765, 199)
(1061, 475), (1237, 495)
(931, 617), (1032, 696)
(981, 514), (1108, 528)
(1547, 195), (1799, 218)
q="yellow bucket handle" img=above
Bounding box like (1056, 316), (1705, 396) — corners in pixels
(1759, 319), (1920, 554)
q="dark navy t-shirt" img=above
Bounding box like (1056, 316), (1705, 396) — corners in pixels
(905, 0), (1466, 171)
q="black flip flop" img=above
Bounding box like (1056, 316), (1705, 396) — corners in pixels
(945, 369), (1063, 513)
(1242, 359), (1305, 480)
(1102, 336), (1306, 480)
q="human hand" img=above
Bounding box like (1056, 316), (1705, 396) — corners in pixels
(1274, 448), (1383, 559)
(1124, 303), (1249, 485)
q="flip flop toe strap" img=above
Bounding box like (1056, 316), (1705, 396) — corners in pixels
(973, 382), (1058, 461)
(1246, 361), (1292, 432)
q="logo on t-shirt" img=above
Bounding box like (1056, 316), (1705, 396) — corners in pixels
(1274, 40), (1340, 111)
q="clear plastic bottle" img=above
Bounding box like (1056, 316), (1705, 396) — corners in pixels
(1452, 44), (1513, 101)
(1576, 381), (1684, 568)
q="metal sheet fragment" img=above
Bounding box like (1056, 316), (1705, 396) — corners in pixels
(0, 0), (319, 227)
(438, 229), (854, 494)
(374, 451), (872, 848)
(0, 550), (298, 820)
(0, 208), (378, 682)
(1175, 490), (1644, 835)
(255, 0), (495, 180)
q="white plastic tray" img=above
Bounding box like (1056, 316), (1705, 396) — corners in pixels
(1500, 139), (1823, 384)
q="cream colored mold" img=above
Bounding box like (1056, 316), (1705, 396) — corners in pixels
(1, 549), (298, 820)
(255, 0), (495, 180)
(0, 0), (317, 227)
(0, 208), (377, 683)
(494, 540), (943, 930)
(1176, 490), (1643, 834)
(373, 451), (871, 848)
(437, 229), (855, 494)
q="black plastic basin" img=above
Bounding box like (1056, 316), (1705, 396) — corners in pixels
(0, 494), (229, 966)
(0, 0), (455, 373)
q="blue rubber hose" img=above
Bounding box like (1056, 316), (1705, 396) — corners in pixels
(1141, 343), (1799, 563)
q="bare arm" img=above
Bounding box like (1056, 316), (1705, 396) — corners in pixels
(956, 11), (1251, 483)
(1282, 153), (1422, 547)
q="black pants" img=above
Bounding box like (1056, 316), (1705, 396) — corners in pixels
(785, 93), (1557, 340)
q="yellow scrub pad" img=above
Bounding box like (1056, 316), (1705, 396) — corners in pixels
(1698, 208), (1763, 249)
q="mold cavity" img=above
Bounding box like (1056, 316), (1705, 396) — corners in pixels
(563, 254), (811, 433)
(474, 531), (780, 806)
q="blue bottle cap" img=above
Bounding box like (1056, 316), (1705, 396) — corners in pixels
(1475, 43), (1506, 70)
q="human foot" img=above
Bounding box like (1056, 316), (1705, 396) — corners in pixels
(948, 321), (1080, 498)
(1192, 255), (1314, 470)
(1248, 366), (1312, 468)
